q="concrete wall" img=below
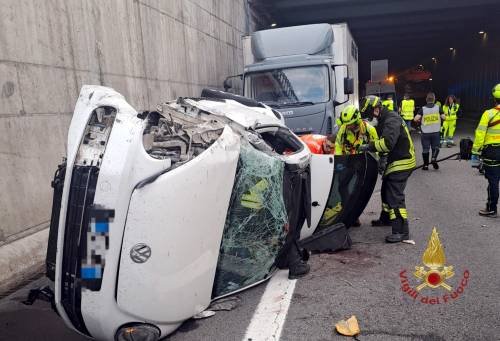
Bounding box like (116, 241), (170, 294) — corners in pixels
(0, 0), (248, 290)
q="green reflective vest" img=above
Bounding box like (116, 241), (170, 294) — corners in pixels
(382, 99), (394, 111)
(443, 103), (459, 121)
(401, 99), (415, 120)
(472, 107), (500, 156)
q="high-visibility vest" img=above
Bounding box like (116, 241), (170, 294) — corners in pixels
(436, 101), (442, 108)
(401, 99), (415, 120)
(382, 99), (394, 111)
(472, 107), (500, 156)
(443, 103), (459, 121)
(420, 104), (441, 134)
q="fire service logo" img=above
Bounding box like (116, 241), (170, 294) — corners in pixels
(400, 227), (470, 304)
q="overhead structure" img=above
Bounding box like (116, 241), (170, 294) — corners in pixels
(257, 0), (500, 84)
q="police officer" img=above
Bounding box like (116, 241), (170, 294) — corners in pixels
(400, 94), (415, 129)
(359, 95), (416, 242)
(414, 92), (445, 170)
(471, 83), (500, 218)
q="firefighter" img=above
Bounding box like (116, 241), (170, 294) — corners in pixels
(400, 94), (415, 129)
(382, 94), (396, 112)
(470, 83), (500, 218)
(414, 92), (445, 170)
(334, 105), (378, 155)
(442, 95), (461, 147)
(359, 95), (416, 242)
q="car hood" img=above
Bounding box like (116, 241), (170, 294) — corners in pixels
(176, 98), (285, 129)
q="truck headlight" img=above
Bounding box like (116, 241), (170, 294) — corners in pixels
(115, 323), (160, 341)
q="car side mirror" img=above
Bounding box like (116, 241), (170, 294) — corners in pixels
(344, 77), (354, 95)
(223, 78), (233, 92)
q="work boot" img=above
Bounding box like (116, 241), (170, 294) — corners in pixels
(431, 149), (439, 169)
(422, 153), (429, 170)
(288, 261), (310, 279)
(479, 207), (498, 218)
(385, 218), (408, 243)
(371, 211), (390, 226)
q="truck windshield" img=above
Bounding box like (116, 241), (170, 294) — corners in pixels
(244, 65), (329, 107)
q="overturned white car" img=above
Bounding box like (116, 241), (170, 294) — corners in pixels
(45, 86), (377, 341)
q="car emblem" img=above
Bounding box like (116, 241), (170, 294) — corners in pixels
(130, 243), (152, 263)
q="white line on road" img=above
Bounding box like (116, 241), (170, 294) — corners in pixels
(243, 270), (296, 341)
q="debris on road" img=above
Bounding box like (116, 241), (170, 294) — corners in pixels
(335, 315), (360, 336)
(208, 296), (241, 311)
(193, 310), (216, 319)
(402, 239), (416, 245)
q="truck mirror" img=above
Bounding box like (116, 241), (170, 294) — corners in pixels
(344, 77), (354, 95)
(223, 78), (233, 91)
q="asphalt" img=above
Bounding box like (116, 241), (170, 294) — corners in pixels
(1, 121), (499, 341)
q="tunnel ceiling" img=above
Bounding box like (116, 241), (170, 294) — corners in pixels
(254, 0), (500, 82)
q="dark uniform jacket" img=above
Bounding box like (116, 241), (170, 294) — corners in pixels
(368, 107), (416, 175)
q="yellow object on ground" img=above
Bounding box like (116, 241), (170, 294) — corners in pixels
(335, 315), (360, 336)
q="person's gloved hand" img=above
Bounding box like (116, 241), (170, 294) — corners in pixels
(470, 154), (480, 168)
(378, 156), (388, 175)
(358, 144), (370, 152)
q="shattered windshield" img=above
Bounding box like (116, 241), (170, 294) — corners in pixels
(244, 65), (330, 107)
(213, 141), (288, 297)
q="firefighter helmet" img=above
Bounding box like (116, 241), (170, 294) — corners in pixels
(339, 105), (361, 125)
(359, 95), (381, 119)
(493, 83), (500, 99)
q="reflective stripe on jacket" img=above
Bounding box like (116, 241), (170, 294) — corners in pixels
(401, 99), (415, 120)
(369, 108), (416, 175)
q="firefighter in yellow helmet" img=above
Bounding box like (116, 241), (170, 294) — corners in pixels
(321, 105), (378, 227)
(470, 83), (500, 217)
(359, 95), (416, 243)
(441, 95), (461, 146)
(334, 105), (378, 155)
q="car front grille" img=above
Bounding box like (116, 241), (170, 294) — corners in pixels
(60, 165), (99, 336)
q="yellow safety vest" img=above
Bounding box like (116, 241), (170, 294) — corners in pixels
(382, 99), (394, 111)
(335, 121), (378, 155)
(443, 103), (459, 121)
(401, 99), (415, 120)
(472, 106), (500, 155)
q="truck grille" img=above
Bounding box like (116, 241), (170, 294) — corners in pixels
(60, 165), (99, 336)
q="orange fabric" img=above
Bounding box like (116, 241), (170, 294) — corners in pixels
(300, 134), (334, 154)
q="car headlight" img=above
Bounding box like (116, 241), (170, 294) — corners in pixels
(115, 323), (160, 341)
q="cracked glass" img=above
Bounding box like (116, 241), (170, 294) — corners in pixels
(213, 141), (288, 297)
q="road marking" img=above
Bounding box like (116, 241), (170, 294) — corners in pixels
(243, 270), (297, 341)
